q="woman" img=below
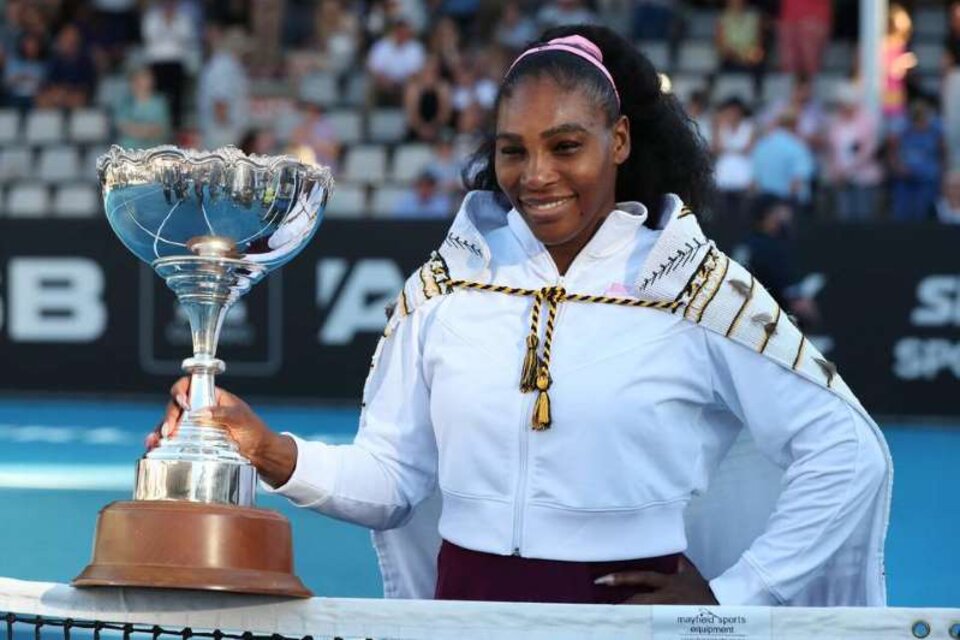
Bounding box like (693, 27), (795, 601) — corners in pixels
(712, 96), (755, 225)
(403, 55), (453, 142)
(154, 25), (890, 606)
(115, 67), (171, 149)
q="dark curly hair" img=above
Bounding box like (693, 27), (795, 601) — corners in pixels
(463, 25), (714, 227)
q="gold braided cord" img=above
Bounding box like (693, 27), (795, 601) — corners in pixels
(447, 279), (682, 312)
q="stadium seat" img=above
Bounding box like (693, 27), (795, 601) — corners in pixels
(370, 185), (408, 217)
(639, 42), (670, 73)
(390, 143), (434, 183)
(95, 74), (129, 110)
(327, 110), (363, 144)
(0, 147), (34, 183)
(53, 183), (100, 218)
(25, 110), (65, 145)
(687, 11), (719, 40)
(7, 184), (50, 218)
(299, 71), (339, 107)
(823, 42), (854, 74)
(343, 75), (369, 108)
(0, 109), (20, 145)
(914, 8), (947, 41)
(68, 108), (110, 144)
(324, 183), (367, 218)
(38, 146), (82, 182)
(83, 145), (110, 180)
(814, 74), (847, 104)
(677, 42), (718, 74)
(368, 108), (407, 143)
(913, 43), (942, 74)
(665, 74), (703, 103)
(761, 73), (793, 104)
(713, 74), (756, 103)
(341, 145), (388, 184)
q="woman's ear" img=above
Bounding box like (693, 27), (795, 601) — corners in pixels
(613, 115), (631, 165)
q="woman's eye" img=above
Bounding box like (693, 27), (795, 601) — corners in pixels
(499, 146), (524, 157)
(555, 141), (581, 153)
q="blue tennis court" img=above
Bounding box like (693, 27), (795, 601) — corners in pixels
(0, 397), (956, 607)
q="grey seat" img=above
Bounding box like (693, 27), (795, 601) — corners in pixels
(38, 145), (82, 182)
(390, 144), (434, 183)
(69, 108), (110, 144)
(371, 185), (409, 217)
(368, 108), (408, 143)
(7, 183), (51, 218)
(0, 109), (20, 145)
(25, 110), (65, 146)
(327, 110), (363, 145)
(53, 183), (100, 218)
(324, 183), (367, 218)
(341, 145), (388, 184)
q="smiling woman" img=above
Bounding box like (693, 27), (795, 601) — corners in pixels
(152, 25), (891, 609)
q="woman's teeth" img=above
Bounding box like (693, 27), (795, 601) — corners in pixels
(527, 197), (573, 211)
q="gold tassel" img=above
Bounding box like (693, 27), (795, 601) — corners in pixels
(520, 334), (539, 392)
(531, 367), (552, 430)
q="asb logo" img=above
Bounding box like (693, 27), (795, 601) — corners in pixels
(316, 258), (405, 345)
(893, 275), (960, 381)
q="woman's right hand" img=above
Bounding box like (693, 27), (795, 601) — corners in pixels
(147, 377), (298, 488)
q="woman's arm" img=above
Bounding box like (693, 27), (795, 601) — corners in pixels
(701, 331), (888, 605)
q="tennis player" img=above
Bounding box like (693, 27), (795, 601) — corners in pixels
(155, 25), (891, 606)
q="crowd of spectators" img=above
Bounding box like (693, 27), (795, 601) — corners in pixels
(0, 0), (957, 224)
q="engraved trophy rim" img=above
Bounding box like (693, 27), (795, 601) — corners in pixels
(97, 143), (335, 191)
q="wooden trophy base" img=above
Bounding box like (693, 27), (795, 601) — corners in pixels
(73, 500), (312, 598)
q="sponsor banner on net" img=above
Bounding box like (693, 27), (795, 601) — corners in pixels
(652, 606), (771, 640)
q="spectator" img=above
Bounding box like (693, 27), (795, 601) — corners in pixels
(142, 0), (198, 129)
(631, 0), (674, 42)
(392, 169), (453, 219)
(424, 132), (464, 197)
(240, 128), (280, 157)
(883, 4), (916, 136)
(451, 57), (497, 126)
(537, 0), (598, 31)
(0, 1), (25, 67)
(751, 109), (815, 206)
(738, 196), (819, 328)
(943, 2), (960, 167)
(404, 55), (453, 143)
(289, 101), (341, 169)
(760, 74), (825, 148)
(825, 84), (883, 222)
(116, 67), (171, 149)
(367, 17), (426, 107)
(35, 24), (97, 108)
(89, 0), (141, 70)
(438, 0), (481, 41)
(197, 27), (251, 149)
(713, 97), (756, 224)
(427, 16), (463, 80)
(685, 88), (713, 147)
(494, 2), (537, 55)
(3, 33), (46, 110)
(889, 100), (944, 222)
(716, 0), (764, 94)
(778, 0), (831, 76)
(288, 0), (360, 82)
(936, 169), (960, 224)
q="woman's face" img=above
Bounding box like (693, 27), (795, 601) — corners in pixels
(495, 77), (629, 249)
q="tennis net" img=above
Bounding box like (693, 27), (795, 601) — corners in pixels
(2, 577), (959, 640)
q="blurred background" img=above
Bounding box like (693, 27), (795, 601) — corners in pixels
(0, 0), (957, 608)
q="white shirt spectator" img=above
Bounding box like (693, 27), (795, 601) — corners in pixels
(197, 48), (250, 148)
(141, 3), (196, 64)
(367, 34), (426, 83)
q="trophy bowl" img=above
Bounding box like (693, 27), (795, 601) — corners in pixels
(73, 145), (333, 597)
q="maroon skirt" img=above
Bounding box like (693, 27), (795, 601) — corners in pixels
(434, 540), (681, 604)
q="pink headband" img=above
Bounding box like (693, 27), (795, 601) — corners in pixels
(506, 35), (620, 106)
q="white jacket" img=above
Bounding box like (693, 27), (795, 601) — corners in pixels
(267, 192), (891, 606)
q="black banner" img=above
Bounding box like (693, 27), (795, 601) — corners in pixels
(1, 219), (957, 417)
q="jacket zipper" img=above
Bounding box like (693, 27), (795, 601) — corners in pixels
(512, 274), (565, 556)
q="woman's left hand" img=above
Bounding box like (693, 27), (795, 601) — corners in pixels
(594, 556), (719, 605)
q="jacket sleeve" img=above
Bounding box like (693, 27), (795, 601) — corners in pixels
(263, 303), (438, 531)
(702, 329), (888, 605)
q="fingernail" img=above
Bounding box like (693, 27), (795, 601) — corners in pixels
(594, 574), (615, 586)
(176, 394), (190, 410)
(161, 420), (172, 438)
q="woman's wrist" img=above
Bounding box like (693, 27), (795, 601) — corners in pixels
(252, 432), (298, 488)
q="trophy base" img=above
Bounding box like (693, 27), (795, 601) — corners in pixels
(73, 500), (312, 598)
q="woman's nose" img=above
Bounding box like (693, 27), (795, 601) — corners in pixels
(521, 153), (557, 190)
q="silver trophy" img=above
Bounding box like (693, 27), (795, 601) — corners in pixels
(74, 145), (332, 596)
